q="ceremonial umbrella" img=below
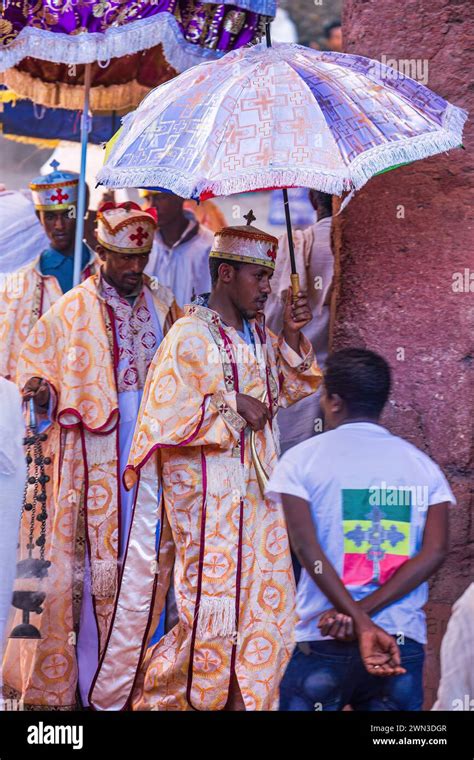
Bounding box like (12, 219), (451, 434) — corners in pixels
(0, 1), (275, 284)
(98, 36), (467, 293)
(0, 1), (274, 73)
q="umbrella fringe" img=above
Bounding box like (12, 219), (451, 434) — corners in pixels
(349, 108), (467, 191)
(442, 102), (469, 135)
(96, 167), (205, 198)
(96, 165), (355, 197)
(0, 13), (240, 74)
(98, 103), (468, 197)
(0, 66), (152, 111)
(195, 171), (353, 197)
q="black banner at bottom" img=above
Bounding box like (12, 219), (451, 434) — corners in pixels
(0, 709), (472, 757)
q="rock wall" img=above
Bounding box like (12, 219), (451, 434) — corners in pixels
(335, 0), (473, 707)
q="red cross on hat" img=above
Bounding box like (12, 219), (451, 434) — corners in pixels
(50, 188), (69, 204)
(129, 226), (149, 247)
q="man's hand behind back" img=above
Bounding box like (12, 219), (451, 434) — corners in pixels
(358, 624), (406, 677)
(318, 608), (406, 677)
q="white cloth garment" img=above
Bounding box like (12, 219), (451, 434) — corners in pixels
(145, 211), (213, 308)
(0, 378), (26, 689)
(265, 216), (334, 450)
(266, 422), (456, 645)
(432, 584), (474, 710)
(0, 190), (48, 273)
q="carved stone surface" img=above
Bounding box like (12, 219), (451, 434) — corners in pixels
(335, 0), (473, 707)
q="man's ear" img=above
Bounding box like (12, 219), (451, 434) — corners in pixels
(218, 262), (235, 284)
(328, 392), (343, 413)
(96, 245), (107, 263)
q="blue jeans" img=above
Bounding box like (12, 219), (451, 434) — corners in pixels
(279, 637), (424, 711)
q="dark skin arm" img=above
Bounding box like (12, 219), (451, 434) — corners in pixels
(282, 493), (405, 676)
(361, 502), (449, 613)
(319, 502), (449, 639)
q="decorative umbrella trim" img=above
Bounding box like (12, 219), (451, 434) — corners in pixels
(97, 164), (351, 197)
(344, 102), (467, 192)
(0, 67), (151, 112)
(0, 12), (266, 74)
(97, 103), (467, 198)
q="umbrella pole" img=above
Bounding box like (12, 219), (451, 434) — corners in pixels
(265, 22), (300, 296)
(73, 63), (91, 287)
(282, 187), (300, 297)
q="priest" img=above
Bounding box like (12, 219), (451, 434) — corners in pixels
(90, 212), (323, 711)
(0, 161), (96, 380)
(2, 202), (180, 709)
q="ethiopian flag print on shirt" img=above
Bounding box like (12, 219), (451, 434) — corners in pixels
(342, 488), (411, 586)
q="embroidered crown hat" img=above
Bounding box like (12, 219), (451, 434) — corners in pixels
(29, 160), (79, 211)
(96, 201), (157, 254)
(210, 209), (278, 270)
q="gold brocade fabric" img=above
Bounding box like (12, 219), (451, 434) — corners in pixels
(2, 274), (178, 708)
(0, 256), (96, 381)
(99, 305), (322, 711)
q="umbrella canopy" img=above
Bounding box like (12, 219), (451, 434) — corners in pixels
(0, 47), (177, 111)
(1, 2), (275, 285)
(0, 3), (274, 110)
(0, 1), (275, 72)
(98, 42), (467, 199)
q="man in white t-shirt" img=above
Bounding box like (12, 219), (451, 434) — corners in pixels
(266, 348), (455, 711)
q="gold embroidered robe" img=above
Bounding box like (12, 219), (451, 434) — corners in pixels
(89, 303), (323, 712)
(0, 254), (95, 381)
(2, 274), (179, 709)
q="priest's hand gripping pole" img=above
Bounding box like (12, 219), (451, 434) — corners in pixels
(265, 22), (300, 300)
